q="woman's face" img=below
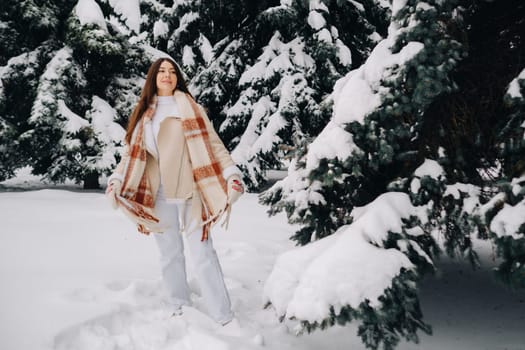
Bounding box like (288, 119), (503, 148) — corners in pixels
(156, 60), (178, 96)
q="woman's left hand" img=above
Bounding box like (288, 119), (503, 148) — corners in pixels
(227, 175), (244, 204)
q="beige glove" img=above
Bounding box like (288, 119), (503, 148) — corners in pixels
(227, 175), (244, 205)
(105, 179), (122, 209)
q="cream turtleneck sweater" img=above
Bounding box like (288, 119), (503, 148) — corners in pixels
(151, 95), (180, 147)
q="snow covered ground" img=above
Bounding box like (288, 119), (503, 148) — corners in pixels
(1, 172), (524, 350)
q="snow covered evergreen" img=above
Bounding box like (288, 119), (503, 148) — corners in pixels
(215, 0), (388, 189)
(1, 0), (150, 187)
(262, 0), (525, 348)
(482, 68), (525, 288)
(0, 46), (55, 181)
(0, 0), (73, 181)
(263, 0), (463, 243)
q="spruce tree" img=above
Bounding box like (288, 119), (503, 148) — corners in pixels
(217, 0), (389, 190)
(21, 46), (86, 181)
(261, 0), (466, 348)
(140, 0), (273, 130)
(0, 0), (74, 181)
(262, 0), (525, 349)
(419, 0), (525, 269)
(166, 0), (246, 77)
(263, 0), (464, 243)
(480, 68), (525, 288)
(0, 46), (54, 181)
(1, 0), (149, 188)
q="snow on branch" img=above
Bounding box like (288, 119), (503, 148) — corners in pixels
(506, 68), (525, 99)
(107, 0), (141, 33)
(263, 192), (428, 322)
(75, 0), (108, 31)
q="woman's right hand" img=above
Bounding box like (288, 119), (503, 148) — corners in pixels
(106, 179), (122, 209)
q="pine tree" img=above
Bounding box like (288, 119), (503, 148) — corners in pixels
(1, 0), (149, 187)
(21, 46), (87, 180)
(261, 0), (467, 348)
(216, 0), (389, 190)
(46, 0), (148, 188)
(0, 47), (51, 181)
(480, 68), (525, 288)
(0, 0), (74, 181)
(0, 116), (17, 181)
(262, 0), (525, 349)
(140, 0), (272, 130)
(167, 0), (246, 77)
(423, 0), (525, 270)
(0, 0), (68, 65)
(263, 0), (465, 243)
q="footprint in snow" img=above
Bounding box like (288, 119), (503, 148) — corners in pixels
(219, 242), (256, 261)
(53, 303), (261, 350)
(55, 280), (263, 350)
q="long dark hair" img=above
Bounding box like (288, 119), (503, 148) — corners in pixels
(125, 58), (193, 144)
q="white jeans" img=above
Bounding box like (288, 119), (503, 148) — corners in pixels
(153, 191), (233, 323)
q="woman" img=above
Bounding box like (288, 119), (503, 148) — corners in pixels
(106, 57), (244, 325)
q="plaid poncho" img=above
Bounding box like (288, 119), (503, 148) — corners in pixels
(114, 92), (229, 240)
